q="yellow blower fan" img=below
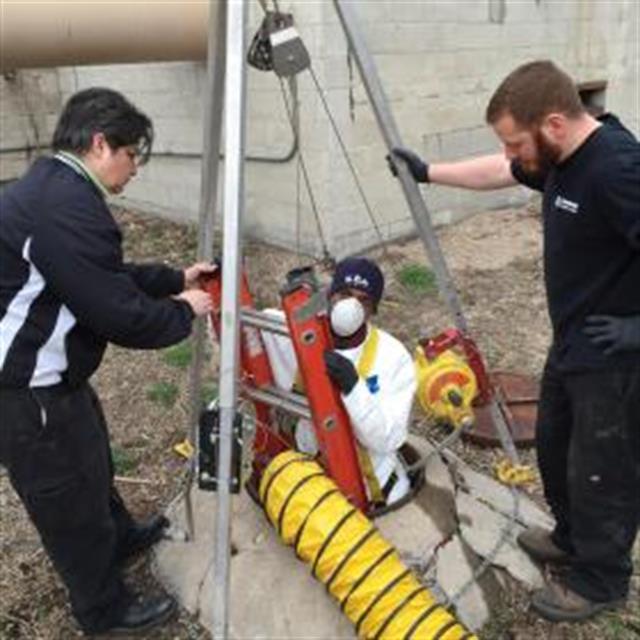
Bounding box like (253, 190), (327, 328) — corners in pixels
(414, 338), (477, 430)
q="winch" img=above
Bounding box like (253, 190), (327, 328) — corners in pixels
(414, 329), (481, 430)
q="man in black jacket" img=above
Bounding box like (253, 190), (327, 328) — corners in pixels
(389, 60), (639, 623)
(0, 88), (214, 635)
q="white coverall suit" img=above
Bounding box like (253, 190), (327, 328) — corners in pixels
(261, 311), (417, 504)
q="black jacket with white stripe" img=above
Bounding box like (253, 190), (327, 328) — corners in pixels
(0, 156), (194, 388)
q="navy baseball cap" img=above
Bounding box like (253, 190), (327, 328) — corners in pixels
(329, 257), (384, 306)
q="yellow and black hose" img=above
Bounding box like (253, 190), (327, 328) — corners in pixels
(259, 450), (477, 640)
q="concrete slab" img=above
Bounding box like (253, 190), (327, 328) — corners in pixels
(154, 489), (215, 612)
(155, 487), (357, 639)
(153, 440), (549, 637)
(452, 460), (555, 530)
(201, 549), (355, 640)
(456, 490), (545, 590)
(434, 534), (496, 631)
(376, 498), (452, 562)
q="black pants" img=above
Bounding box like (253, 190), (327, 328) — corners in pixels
(0, 383), (134, 633)
(536, 355), (640, 602)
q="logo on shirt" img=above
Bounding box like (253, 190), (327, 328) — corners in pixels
(366, 375), (380, 394)
(554, 195), (580, 215)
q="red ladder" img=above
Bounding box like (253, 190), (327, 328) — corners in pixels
(204, 267), (368, 512)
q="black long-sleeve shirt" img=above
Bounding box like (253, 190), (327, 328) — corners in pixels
(0, 156), (193, 388)
(511, 114), (640, 371)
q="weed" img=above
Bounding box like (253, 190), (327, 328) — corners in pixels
(161, 341), (192, 368)
(147, 381), (179, 408)
(111, 445), (138, 476)
(595, 611), (640, 640)
(201, 382), (218, 406)
(397, 263), (438, 296)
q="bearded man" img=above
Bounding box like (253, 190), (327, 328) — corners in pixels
(389, 60), (640, 623)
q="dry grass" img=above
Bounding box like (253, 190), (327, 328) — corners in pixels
(1, 206), (637, 639)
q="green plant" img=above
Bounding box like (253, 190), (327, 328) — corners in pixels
(201, 382), (218, 406)
(161, 340), (192, 368)
(146, 381), (179, 408)
(595, 611), (640, 640)
(111, 445), (138, 476)
(397, 263), (437, 296)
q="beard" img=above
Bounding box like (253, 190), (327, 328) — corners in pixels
(529, 129), (563, 174)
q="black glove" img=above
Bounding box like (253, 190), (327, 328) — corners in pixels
(386, 147), (430, 183)
(324, 351), (359, 394)
(583, 315), (640, 356)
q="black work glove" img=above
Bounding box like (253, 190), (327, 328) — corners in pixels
(324, 351), (359, 395)
(386, 147), (430, 183)
(583, 315), (640, 356)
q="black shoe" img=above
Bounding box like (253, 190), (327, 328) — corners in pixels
(105, 595), (177, 635)
(119, 515), (170, 563)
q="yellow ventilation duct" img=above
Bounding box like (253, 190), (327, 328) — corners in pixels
(260, 451), (477, 640)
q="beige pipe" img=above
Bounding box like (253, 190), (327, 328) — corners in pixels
(1, 0), (212, 72)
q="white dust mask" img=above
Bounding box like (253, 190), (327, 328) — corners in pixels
(330, 297), (366, 337)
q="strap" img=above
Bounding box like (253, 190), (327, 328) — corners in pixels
(353, 326), (385, 502)
(355, 325), (379, 379)
(357, 444), (384, 504)
(381, 470), (398, 501)
(291, 324), (385, 503)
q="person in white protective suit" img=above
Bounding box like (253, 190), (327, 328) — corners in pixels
(262, 257), (417, 506)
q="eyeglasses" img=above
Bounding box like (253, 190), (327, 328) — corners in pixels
(124, 146), (145, 167)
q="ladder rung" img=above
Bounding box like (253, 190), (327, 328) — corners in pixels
(241, 383), (311, 421)
(241, 308), (289, 336)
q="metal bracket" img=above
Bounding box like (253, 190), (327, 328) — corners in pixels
(247, 11), (310, 77)
(198, 407), (244, 493)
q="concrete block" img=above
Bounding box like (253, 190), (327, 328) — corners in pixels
(0, 115), (32, 147)
(219, 550), (356, 640)
(353, 0), (486, 25)
(432, 126), (500, 162)
(452, 463), (555, 532)
(291, 0), (325, 27)
(406, 436), (460, 541)
(456, 490), (545, 589)
(435, 535), (494, 630)
(440, 22), (504, 51)
(360, 22), (446, 55)
(152, 116), (205, 154)
(423, 1), (488, 24)
(501, 0), (545, 24)
(72, 61), (200, 96)
(54, 68), (80, 94)
(153, 488), (217, 612)
(0, 153), (29, 182)
(129, 90), (202, 121)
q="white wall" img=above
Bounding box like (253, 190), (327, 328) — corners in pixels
(1, 0), (638, 257)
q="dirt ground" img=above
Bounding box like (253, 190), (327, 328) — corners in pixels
(1, 205), (638, 640)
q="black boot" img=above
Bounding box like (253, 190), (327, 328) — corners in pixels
(98, 595), (177, 636)
(118, 515), (170, 563)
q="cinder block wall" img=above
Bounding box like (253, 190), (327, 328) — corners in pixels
(1, 0), (637, 257)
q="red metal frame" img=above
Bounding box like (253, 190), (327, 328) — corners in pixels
(203, 270), (291, 477)
(203, 267), (368, 511)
